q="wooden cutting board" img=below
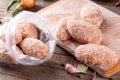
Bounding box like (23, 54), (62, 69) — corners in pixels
(37, 0), (120, 78)
(37, 0), (120, 56)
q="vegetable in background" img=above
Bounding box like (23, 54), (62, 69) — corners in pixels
(7, 0), (17, 10)
(7, 0), (36, 16)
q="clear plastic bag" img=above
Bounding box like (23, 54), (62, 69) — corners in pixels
(1, 11), (56, 65)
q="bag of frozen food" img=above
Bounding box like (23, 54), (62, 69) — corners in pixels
(0, 11), (56, 65)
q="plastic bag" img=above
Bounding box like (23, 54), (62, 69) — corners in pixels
(0, 11), (56, 65)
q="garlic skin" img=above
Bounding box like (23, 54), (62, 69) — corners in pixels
(65, 64), (80, 74)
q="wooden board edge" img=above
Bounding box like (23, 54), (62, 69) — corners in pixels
(104, 60), (120, 77)
(37, 0), (64, 13)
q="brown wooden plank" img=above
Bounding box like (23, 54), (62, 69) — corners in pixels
(0, 53), (108, 80)
(43, 54), (80, 69)
(92, 0), (120, 15)
(0, 63), (27, 79)
(54, 46), (72, 56)
(0, 64), (83, 80)
(0, 74), (25, 80)
(0, 64), (109, 80)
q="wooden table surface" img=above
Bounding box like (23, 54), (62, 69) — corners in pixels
(0, 0), (120, 80)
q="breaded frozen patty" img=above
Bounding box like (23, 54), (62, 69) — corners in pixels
(14, 31), (22, 44)
(56, 16), (75, 41)
(0, 39), (23, 64)
(67, 19), (103, 44)
(75, 44), (118, 65)
(15, 22), (38, 44)
(20, 38), (48, 59)
(80, 4), (103, 28)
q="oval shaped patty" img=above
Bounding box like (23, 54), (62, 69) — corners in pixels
(67, 19), (103, 44)
(75, 44), (118, 65)
(80, 4), (103, 28)
(20, 38), (48, 59)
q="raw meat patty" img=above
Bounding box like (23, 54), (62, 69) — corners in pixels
(20, 38), (48, 59)
(75, 44), (119, 65)
(0, 39), (23, 64)
(15, 22), (38, 44)
(80, 4), (103, 28)
(67, 19), (103, 44)
(56, 16), (75, 41)
(14, 31), (22, 44)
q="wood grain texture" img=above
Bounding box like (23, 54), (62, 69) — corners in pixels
(0, 0), (120, 80)
(92, 0), (120, 15)
(0, 74), (25, 80)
